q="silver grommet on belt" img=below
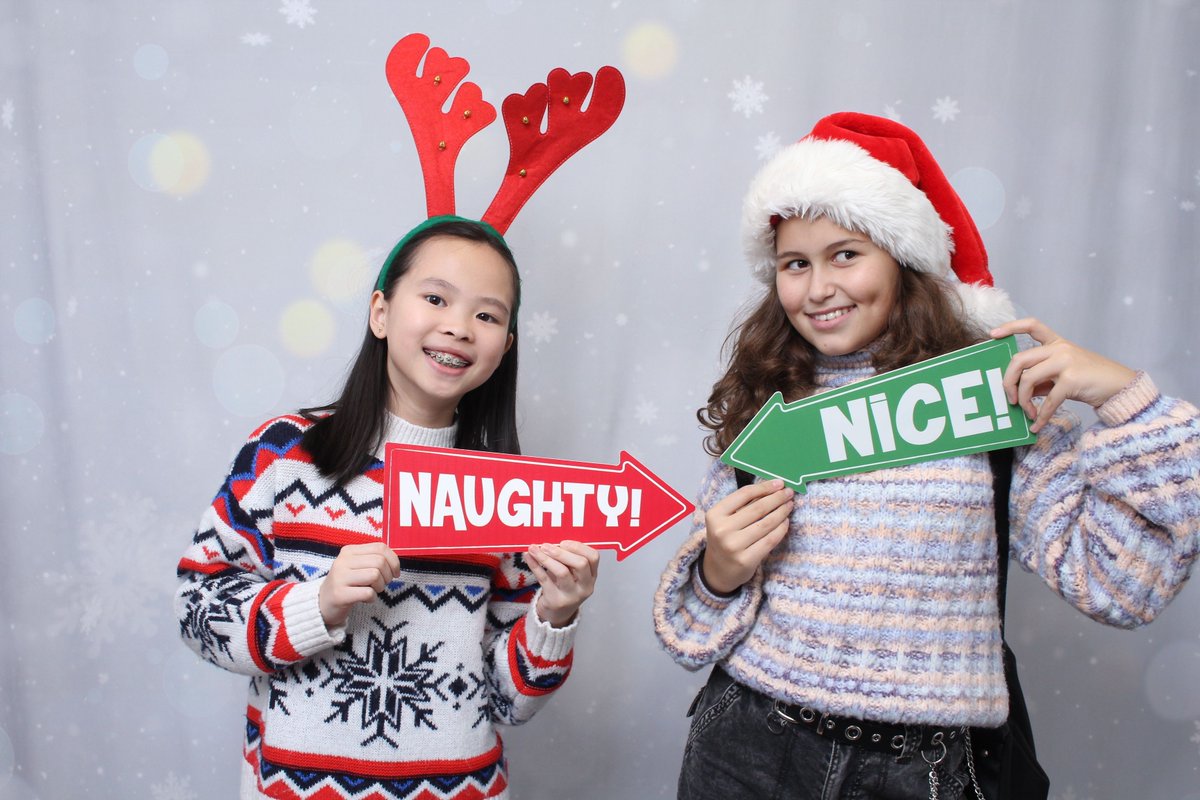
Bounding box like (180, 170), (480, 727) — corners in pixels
(799, 707), (817, 723)
(891, 734), (905, 750)
(844, 725), (862, 741)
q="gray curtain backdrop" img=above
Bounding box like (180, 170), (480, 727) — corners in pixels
(2, 1), (1198, 798)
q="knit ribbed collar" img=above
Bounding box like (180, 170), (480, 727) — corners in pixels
(373, 412), (457, 460)
(814, 349), (877, 389)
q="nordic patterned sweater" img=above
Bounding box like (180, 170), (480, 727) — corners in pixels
(176, 413), (576, 800)
(652, 351), (1200, 728)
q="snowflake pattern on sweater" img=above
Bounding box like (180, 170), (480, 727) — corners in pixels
(176, 415), (575, 800)
(653, 353), (1200, 727)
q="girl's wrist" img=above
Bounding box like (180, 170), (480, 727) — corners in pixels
(535, 596), (578, 628)
(698, 551), (742, 597)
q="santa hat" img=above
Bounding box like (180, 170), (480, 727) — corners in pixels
(741, 111), (1014, 330)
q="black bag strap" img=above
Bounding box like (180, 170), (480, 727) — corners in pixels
(988, 447), (1014, 634)
(987, 447), (1041, 759)
(734, 468), (754, 489)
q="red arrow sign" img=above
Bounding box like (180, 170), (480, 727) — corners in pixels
(382, 444), (694, 560)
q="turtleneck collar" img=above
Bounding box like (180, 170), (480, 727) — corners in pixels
(814, 349), (877, 389)
(373, 412), (458, 460)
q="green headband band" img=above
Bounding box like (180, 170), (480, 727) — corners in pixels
(373, 214), (520, 331)
(374, 215), (508, 292)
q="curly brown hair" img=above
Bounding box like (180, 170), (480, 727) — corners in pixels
(698, 267), (986, 457)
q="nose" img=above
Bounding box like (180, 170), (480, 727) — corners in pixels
(440, 309), (474, 341)
(806, 264), (836, 303)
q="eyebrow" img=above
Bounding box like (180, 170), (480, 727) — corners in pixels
(419, 277), (511, 315)
(776, 237), (868, 259)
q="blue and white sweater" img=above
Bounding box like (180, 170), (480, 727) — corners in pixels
(653, 351), (1200, 727)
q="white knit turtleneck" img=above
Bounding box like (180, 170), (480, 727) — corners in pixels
(374, 412), (457, 459)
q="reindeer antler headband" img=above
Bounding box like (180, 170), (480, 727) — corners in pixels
(375, 33), (627, 292)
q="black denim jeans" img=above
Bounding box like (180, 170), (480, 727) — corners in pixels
(677, 667), (973, 800)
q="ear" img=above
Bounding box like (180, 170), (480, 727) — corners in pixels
(504, 331), (514, 354)
(369, 290), (388, 339)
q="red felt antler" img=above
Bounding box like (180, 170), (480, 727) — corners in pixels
(385, 33), (497, 218)
(482, 66), (626, 234)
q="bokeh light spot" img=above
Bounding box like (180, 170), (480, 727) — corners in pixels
(213, 345), (285, 417)
(13, 297), (55, 344)
(311, 239), (373, 303)
(951, 166), (1006, 230)
(154, 132), (211, 195)
(194, 299), (239, 349)
(623, 23), (679, 80)
(0, 392), (45, 455)
(129, 131), (211, 195)
(1144, 639), (1200, 720)
(133, 43), (169, 80)
(279, 300), (335, 358)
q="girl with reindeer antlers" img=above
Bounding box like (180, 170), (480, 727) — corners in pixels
(175, 33), (625, 800)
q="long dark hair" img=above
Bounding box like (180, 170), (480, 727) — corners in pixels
(301, 218), (522, 485)
(698, 266), (985, 457)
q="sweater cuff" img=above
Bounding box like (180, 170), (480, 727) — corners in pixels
(282, 578), (345, 656)
(523, 593), (577, 662)
(692, 554), (742, 608)
(1096, 371), (1159, 427)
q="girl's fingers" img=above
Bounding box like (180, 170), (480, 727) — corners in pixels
(715, 489), (793, 546)
(1003, 347), (1053, 406)
(714, 478), (786, 516)
(991, 317), (1056, 346)
(539, 543), (595, 578)
(1032, 384), (1069, 433)
(556, 540), (601, 566)
(743, 519), (790, 565)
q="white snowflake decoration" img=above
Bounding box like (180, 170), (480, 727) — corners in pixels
(152, 772), (198, 800)
(241, 32), (272, 46)
(46, 494), (183, 655)
(755, 131), (782, 161)
(634, 398), (659, 425)
(882, 101), (902, 122)
(1182, 199), (1196, 211)
(1, 98), (13, 130)
(728, 76), (768, 119)
(523, 310), (558, 344)
(1191, 720), (1200, 755)
(279, 0), (317, 28)
(931, 96), (960, 123)
(1195, 167), (1200, 187)
(1014, 196), (1032, 219)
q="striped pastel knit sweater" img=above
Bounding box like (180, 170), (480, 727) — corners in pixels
(176, 413), (576, 800)
(653, 351), (1200, 727)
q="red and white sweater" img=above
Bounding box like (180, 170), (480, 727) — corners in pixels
(175, 413), (576, 800)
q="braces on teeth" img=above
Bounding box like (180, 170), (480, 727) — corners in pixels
(427, 350), (468, 367)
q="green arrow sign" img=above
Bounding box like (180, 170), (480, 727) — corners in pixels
(721, 336), (1036, 492)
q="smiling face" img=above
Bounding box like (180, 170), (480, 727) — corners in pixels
(369, 235), (516, 427)
(774, 214), (902, 357)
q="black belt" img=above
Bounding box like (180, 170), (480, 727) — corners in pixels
(766, 698), (963, 757)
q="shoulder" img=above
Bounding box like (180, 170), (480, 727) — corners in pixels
(246, 413), (317, 444)
(697, 458), (737, 509)
(228, 414), (318, 477)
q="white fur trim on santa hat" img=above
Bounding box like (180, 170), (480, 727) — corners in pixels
(953, 281), (1017, 332)
(741, 136), (1016, 329)
(742, 138), (953, 282)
